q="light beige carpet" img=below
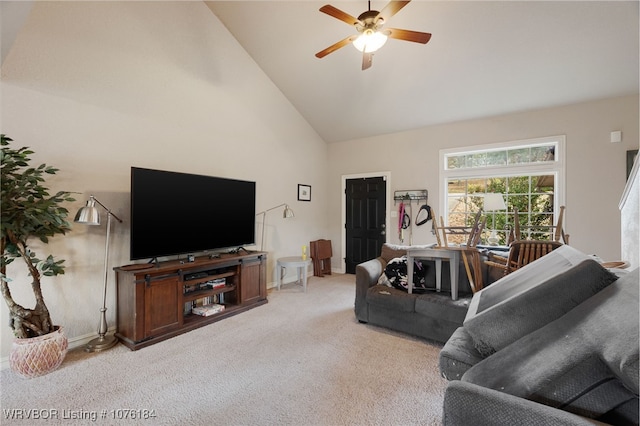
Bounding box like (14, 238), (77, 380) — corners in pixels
(0, 273), (447, 425)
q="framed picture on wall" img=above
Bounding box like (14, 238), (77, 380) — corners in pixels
(298, 184), (311, 202)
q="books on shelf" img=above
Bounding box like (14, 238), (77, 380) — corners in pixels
(207, 278), (226, 289)
(192, 303), (225, 317)
(183, 277), (227, 295)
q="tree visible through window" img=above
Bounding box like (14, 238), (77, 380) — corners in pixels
(440, 137), (565, 245)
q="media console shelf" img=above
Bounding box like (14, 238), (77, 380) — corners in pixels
(114, 251), (267, 350)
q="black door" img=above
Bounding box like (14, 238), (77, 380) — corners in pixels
(345, 176), (387, 274)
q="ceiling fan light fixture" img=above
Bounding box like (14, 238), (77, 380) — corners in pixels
(353, 29), (388, 53)
(317, 1), (431, 69)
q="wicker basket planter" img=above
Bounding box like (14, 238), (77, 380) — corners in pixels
(9, 326), (68, 378)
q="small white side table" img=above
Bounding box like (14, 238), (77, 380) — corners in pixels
(406, 247), (460, 301)
(276, 257), (312, 292)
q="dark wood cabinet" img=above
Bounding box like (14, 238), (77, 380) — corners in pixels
(144, 274), (181, 338)
(240, 258), (266, 304)
(114, 251), (267, 350)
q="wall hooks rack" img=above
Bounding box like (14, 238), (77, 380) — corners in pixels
(394, 190), (428, 204)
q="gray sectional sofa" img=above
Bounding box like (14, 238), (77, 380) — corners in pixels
(355, 243), (493, 344)
(439, 245), (639, 425)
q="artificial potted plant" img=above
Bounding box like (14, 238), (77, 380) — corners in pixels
(0, 134), (75, 378)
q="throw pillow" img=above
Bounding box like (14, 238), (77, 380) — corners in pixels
(381, 256), (429, 292)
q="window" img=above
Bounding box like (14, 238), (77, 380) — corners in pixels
(439, 136), (565, 245)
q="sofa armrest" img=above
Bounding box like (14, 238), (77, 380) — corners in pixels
(439, 327), (484, 380)
(354, 257), (385, 322)
(443, 381), (609, 426)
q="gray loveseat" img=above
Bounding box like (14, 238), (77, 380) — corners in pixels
(439, 245), (639, 425)
(355, 243), (492, 344)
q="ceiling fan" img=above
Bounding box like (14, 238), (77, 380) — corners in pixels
(315, 0), (431, 70)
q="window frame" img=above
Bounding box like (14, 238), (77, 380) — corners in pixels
(439, 135), (566, 233)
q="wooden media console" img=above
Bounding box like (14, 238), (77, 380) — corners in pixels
(114, 251), (267, 350)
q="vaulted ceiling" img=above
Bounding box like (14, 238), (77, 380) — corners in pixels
(2, 2), (638, 144)
(206, 1), (639, 143)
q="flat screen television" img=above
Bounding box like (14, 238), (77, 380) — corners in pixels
(130, 167), (256, 261)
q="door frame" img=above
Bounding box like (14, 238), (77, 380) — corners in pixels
(341, 171), (391, 273)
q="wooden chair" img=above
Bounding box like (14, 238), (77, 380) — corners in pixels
(509, 206), (569, 244)
(485, 240), (563, 276)
(310, 239), (332, 277)
(491, 206), (568, 277)
(432, 208), (486, 293)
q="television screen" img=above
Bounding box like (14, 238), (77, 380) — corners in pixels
(130, 167), (256, 260)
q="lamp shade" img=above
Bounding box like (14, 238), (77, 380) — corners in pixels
(484, 193), (507, 211)
(74, 198), (100, 225)
(283, 205), (295, 218)
(352, 30), (388, 53)
(256, 203), (295, 251)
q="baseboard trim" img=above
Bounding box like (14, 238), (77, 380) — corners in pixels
(0, 327), (117, 371)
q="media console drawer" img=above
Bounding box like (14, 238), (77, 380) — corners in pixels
(114, 251), (267, 350)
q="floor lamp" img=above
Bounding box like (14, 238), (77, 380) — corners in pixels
(75, 195), (123, 352)
(484, 193), (507, 246)
(256, 203), (294, 251)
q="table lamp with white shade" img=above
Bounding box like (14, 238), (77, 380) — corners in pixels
(484, 193), (507, 246)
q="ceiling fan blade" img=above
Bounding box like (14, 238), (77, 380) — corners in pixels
(315, 35), (358, 58)
(362, 52), (373, 70)
(376, 1), (411, 21)
(319, 5), (361, 26)
(385, 28), (432, 44)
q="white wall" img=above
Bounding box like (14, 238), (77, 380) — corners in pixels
(1, 1), (638, 363)
(620, 154), (639, 270)
(0, 2), (328, 358)
(328, 95), (640, 269)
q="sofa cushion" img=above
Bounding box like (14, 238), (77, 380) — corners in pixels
(528, 354), (637, 420)
(464, 258), (618, 356)
(443, 380), (611, 426)
(467, 244), (591, 317)
(380, 243), (409, 263)
(462, 268), (639, 422)
(366, 285), (415, 312)
(415, 293), (470, 323)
